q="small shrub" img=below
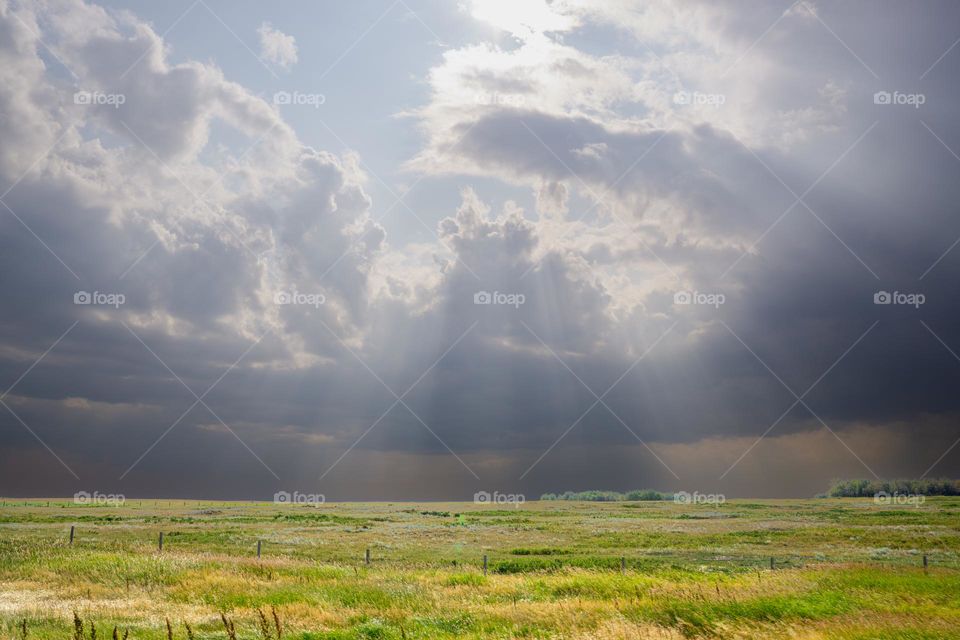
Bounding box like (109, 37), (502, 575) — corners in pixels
(444, 573), (486, 586)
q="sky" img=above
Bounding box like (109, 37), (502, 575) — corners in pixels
(1, 0), (959, 500)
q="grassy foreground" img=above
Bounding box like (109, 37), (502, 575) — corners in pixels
(1, 498), (958, 639)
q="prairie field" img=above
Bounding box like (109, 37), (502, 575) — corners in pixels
(1, 498), (958, 639)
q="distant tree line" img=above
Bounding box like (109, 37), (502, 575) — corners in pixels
(539, 480), (960, 501)
(540, 489), (671, 502)
(825, 478), (960, 497)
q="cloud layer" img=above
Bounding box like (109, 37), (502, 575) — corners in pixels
(1, 0), (959, 500)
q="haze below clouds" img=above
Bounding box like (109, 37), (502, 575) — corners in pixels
(1, 0), (959, 500)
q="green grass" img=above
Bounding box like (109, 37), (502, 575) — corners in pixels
(0, 498), (959, 638)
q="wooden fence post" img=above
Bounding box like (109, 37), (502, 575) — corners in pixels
(365, 548), (370, 565)
(69, 525), (75, 545)
(770, 556), (774, 570)
(483, 554), (488, 576)
(257, 540), (262, 558)
(158, 532), (164, 551)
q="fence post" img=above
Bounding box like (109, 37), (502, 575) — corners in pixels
(770, 557), (774, 570)
(158, 532), (164, 551)
(257, 540), (262, 558)
(483, 554), (488, 576)
(69, 525), (75, 545)
(923, 554), (928, 572)
(621, 556), (626, 574)
(365, 548), (370, 565)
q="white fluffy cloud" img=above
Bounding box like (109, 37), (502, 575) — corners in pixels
(257, 22), (298, 70)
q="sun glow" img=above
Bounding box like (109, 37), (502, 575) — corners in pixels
(466, 0), (576, 39)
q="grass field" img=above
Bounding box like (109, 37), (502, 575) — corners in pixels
(1, 498), (959, 639)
